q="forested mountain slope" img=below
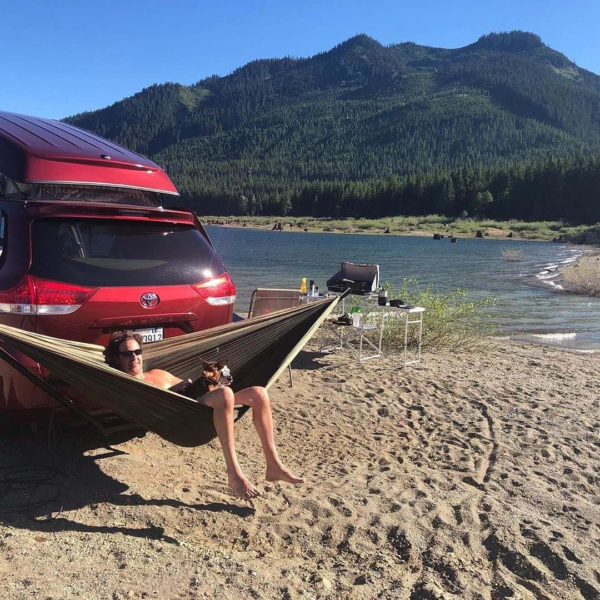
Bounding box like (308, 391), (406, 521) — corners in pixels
(66, 32), (600, 220)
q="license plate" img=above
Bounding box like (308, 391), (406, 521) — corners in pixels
(135, 327), (164, 343)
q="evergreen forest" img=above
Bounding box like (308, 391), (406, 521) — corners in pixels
(66, 31), (600, 223)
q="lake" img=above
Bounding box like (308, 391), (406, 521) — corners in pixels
(206, 226), (600, 350)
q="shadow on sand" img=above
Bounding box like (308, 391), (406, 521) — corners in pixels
(0, 424), (254, 543)
(291, 350), (333, 371)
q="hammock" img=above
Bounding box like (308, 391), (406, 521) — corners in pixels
(0, 294), (344, 447)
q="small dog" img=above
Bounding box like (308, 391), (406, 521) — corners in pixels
(172, 358), (233, 399)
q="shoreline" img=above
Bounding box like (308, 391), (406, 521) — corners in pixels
(202, 216), (600, 244)
(206, 220), (539, 241)
(496, 333), (598, 353)
(559, 249), (600, 297)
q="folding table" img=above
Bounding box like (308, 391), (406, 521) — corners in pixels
(326, 295), (425, 366)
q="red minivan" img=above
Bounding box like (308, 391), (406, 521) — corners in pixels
(0, 111), (235, 424)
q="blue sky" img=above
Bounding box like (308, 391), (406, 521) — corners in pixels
(3, 0), (599, 119)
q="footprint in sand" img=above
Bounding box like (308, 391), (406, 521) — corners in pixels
(387, 526), (411, 563)
(452, 504), (464, 525)
(523, 533), (600, 598)
(327, 496), (353, 517)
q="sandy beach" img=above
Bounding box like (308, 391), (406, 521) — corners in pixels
(1, 339), (599, 599)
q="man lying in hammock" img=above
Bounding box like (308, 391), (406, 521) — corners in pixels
(105, 330), (303, 499)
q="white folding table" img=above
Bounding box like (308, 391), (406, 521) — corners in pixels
(327, 294), (425, 366)
(385, 305), (425, 367)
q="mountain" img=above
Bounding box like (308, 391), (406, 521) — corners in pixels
(66, 31), (600, 220)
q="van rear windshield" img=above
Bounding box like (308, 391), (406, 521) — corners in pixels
(0, 173), (163, 207)
(29, 219), (225, 287)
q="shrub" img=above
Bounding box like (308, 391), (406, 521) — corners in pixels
(501, 248), (524, 262)
(417, 214), (448, 225)
(562, 255), (600, 296)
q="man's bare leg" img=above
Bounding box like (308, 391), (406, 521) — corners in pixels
(233, 386), (304, 484)
(200, 387), (260, 499)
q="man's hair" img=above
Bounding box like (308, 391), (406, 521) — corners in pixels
(104, 330), (143, 367)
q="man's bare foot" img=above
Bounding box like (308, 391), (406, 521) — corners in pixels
(266, 464), (304, 484)
(228, 473), (261, 499)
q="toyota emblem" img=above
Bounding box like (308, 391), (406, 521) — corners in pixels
(140, 292), (159, 308)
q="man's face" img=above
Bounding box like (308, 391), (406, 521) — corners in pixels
(117, 338), (143, 377)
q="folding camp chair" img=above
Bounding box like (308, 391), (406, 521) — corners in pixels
(248, 288), (303, 386)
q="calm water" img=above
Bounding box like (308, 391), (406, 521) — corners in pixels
(207, 226), (600, 350)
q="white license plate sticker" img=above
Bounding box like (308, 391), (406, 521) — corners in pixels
(135, 327), (164, 343)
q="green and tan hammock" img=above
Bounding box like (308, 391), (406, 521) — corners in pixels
(0, 294), (344, 447)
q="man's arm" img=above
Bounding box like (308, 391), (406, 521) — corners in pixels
(144, 369), (183, 389)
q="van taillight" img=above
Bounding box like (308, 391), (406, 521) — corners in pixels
(0, 276), (98, 315)
(0, 277), (36, 314)
(192, 273), (236, 306)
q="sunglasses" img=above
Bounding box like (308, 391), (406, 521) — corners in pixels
(120, 349), (142, 358)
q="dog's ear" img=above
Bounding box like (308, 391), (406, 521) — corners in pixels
(216, 359), (228, 369)
(199, 358), (212, 370)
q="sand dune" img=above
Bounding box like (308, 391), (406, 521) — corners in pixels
(1, 340), (599, 599)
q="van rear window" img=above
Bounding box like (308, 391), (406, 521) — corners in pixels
(29, 219), (225, 287)
(0, 174), (164, 207)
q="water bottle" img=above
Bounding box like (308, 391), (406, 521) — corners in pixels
(351, 306), (362, 327)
